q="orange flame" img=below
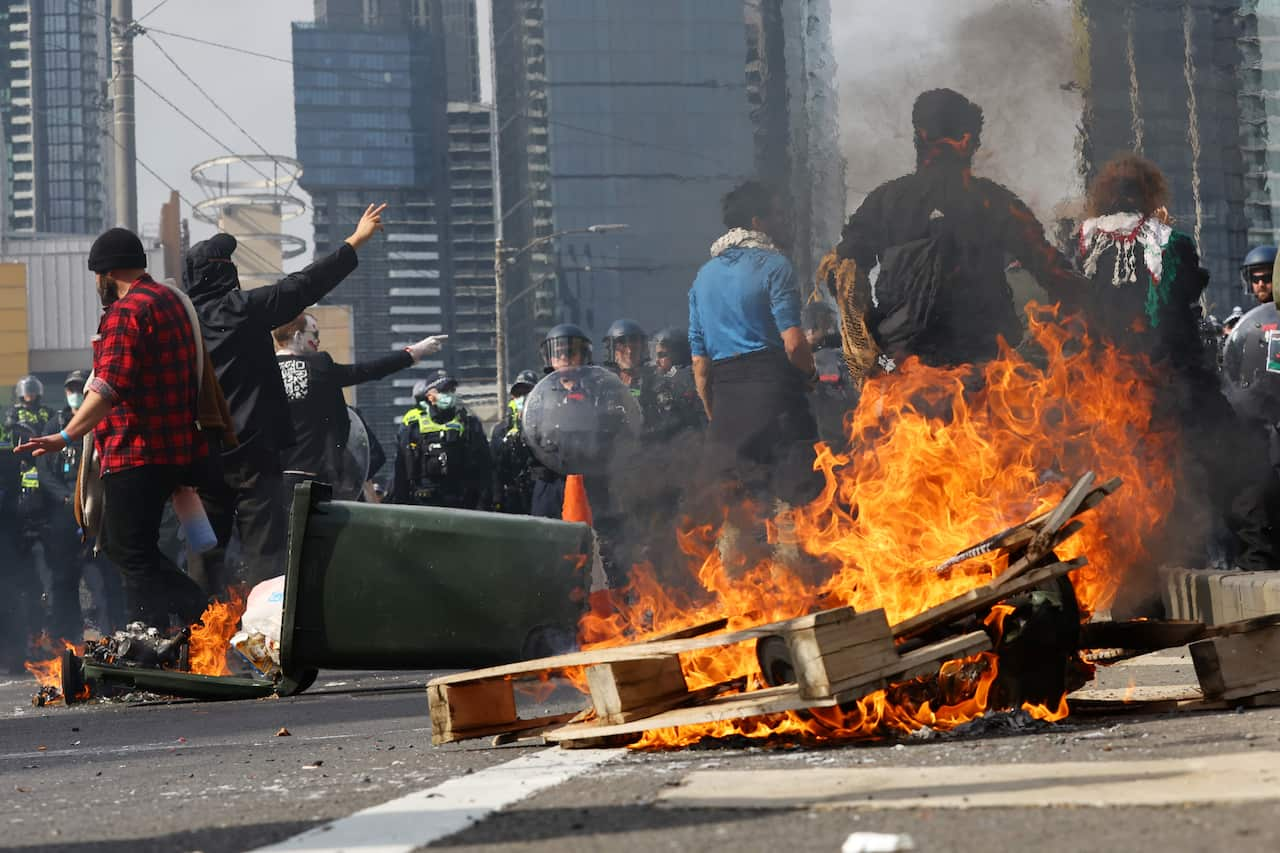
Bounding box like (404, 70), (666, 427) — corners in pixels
(578, 306), (1174, 746)
(24, 637), (86, 704)
(188, 588), (248, 677)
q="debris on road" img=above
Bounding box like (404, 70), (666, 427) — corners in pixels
(276, 727), (292, 737)
(842, 833), (917, 853)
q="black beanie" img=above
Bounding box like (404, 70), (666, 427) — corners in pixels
(87, 227), (147, 273)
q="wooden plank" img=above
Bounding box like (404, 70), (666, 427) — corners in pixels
(586, 656), (688, 724)
(429, 679), (519, 744)
(931, 477), (1120, 576)
(430, 606), (864, 687)
(546, 684), (836, 745)
(785, 610), (897, 699)
(829, 630), (992, 700)
(1079, 619), (1207, 653)
(892, 558), (1085, 641)
(1190, 624), (1280, 700)
(648, 619), (729, 642)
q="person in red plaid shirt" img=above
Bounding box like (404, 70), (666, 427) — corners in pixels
(15, 228), (208, 626)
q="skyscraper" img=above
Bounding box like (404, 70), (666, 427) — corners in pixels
(292, 0), (495, 451)
(492, 0), (844, 373)
(0, 0), (111, 235)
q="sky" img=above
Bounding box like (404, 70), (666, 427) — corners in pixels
(132, 0), (495, 272)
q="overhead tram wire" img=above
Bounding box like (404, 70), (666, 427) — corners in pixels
(143, 32), (291, 172)
(132, 71), (283, 189)
(100, 124), (287, 278)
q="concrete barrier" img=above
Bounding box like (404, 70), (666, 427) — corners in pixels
(1162, 567), (1280, 624)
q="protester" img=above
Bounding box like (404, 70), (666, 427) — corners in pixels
(832, 88), (1083, 379)
(688, 179), (819, 506)
(1240, 245), (1276, 305)
(1071, 155), (1275, 576)
(491, 369), (539, 514)
(390, 371), (490, 509)
(273, 311), (445, 496)
(182, 203), (385, 592)
(15, 227), (209, 627)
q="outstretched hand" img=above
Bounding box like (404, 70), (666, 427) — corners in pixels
(346, 203), (388, 250)
(14, 433), (68, 458)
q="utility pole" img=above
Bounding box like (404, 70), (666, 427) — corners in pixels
(494, 237), (509, 410)
(110, 0), (138, 231)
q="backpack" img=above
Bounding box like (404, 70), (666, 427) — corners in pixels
(867, 229), (954, 359)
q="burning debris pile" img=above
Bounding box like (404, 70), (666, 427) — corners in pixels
(24, 591), (253, 706)
(431, 307), (1181, 749)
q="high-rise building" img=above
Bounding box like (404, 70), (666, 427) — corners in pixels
(492, 0), (844, 373)
(1077, 0), (1251, 313)
(0, 0), (111, 235)
(292, 0), (496, 451)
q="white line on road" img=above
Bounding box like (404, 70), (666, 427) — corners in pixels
(249, 746), (623, 853)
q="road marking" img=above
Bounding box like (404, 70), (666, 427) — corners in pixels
(251, 746), (623, 853)
(659, 750), (1280, 810)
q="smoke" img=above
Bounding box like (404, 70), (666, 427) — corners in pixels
(832, 0), (1085, 232)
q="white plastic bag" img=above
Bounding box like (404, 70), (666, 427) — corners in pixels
(230, 576), (285, 675)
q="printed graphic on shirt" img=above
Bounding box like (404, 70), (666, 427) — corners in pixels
(280, 359), (310, 401)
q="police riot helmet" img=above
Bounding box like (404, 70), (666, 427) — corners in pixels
(651, 327), (692, 368)
(412, 380), (430, 404)
(1222, 301), (1280, 424)
(1224, 305), (1246, 334)
(15, 375), (43, 402)
(1239, 246), (1278, 290)
(541, 323), (592, 369)
(510, 369), (539, 396)
(602, 319), (647, 367)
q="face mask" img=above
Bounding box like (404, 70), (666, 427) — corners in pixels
(513, 396), (525, 412)
(96, 274), (119, 308)
(66, 392), (84, 411)
(434, 393), (456, 411)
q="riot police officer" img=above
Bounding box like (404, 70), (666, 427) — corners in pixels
(803, 302), (858, 446)
(1241, 245), (1277, 305)
(390, 371), (491, 509)
(649, 327), (705, 441)
(491, 370), (539, 514)
(530, 325), (593, 518)
(43, 371), (123, 639)
(602, 319), (658, 427)
(5, 376), (59, 647)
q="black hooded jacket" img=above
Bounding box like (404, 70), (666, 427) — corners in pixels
(183, 235), (359, 453)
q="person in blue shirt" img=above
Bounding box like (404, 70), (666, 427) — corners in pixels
(688, 180), (819, 504)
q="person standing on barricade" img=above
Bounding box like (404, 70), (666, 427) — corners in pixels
(181, 204), (385, 591)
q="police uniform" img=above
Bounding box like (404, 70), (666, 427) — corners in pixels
(491, 396), (537, 515)
(2, 399), (55, 656)
(391, 390), (491, 510)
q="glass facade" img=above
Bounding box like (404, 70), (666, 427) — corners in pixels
(1, 0), (110, 234)
(493, 0), (842, 374)
(294, 1), (495, 452)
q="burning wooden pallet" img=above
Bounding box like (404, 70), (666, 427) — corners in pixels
(428, 472), (1117, 748)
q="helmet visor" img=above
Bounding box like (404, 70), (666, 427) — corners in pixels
(15, 377), (43, 400)
(542, 336), (592, 369)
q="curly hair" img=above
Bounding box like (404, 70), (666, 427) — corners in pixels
(1087, 155), (1170, 218)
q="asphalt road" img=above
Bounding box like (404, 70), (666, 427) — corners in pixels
(2, 651), (1279, 853)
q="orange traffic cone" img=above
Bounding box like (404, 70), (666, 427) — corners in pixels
(562, 475), (613, 617)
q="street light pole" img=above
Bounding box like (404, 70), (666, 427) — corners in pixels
(110, 0), (138, 231)
(493, 224), (628, 410)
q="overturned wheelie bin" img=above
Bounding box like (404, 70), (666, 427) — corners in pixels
(71, 482), (595, 701)
(276, 482), (595, 693)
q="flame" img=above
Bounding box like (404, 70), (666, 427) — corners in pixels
(578, 306), (1174, 747)
(24, 637), (86, 704)
(188, 588), (248, 677)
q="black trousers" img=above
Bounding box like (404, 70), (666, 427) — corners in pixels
(188, 445), (288, 594)
(707, 349), (821, 506)
(101, 464), (208, 627)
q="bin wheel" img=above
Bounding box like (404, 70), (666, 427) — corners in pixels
(275, 668), (318, 697)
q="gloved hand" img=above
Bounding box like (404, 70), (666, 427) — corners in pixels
(406, 334), (449, 362)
